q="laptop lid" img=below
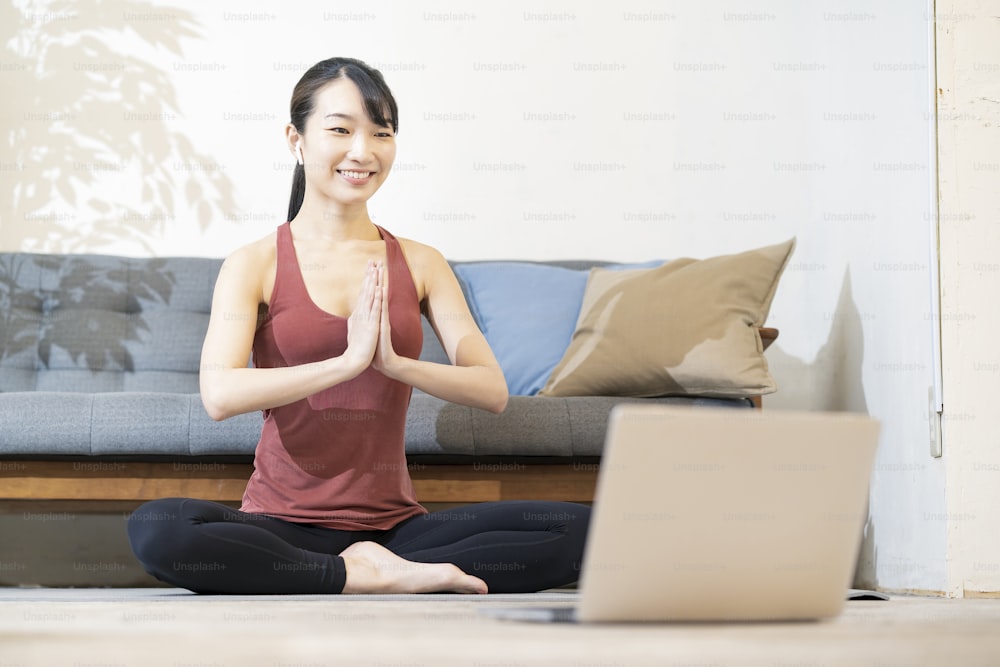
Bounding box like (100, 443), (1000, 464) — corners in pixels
(577, 405), (880, 622)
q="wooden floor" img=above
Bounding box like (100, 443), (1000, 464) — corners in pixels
(1, 588), (998, 666)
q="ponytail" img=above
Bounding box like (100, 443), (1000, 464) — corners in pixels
(287, 162), (306, 222)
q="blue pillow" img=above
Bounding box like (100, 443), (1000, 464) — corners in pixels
(453, 261), (663, 396)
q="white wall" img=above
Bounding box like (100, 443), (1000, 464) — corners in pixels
(2, 1), (953, 592)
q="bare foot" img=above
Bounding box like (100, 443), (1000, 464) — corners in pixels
(340, 541), (488, 595)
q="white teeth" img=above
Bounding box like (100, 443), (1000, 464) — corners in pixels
(340, 170), (372, 179)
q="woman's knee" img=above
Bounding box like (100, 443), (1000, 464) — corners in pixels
(539, 501), (592, 539)
(126, 498), (193, 570)
(559, 502), (591, 555)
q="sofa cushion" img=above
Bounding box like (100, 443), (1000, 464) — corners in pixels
(404, 393), (753, 458)
(0, 253), (219, 394)
(0, 391), (750, 458)
(541, 239), (795, 398)
(452, 262), (589, 396)
(0, 392), (262, 456)
(452, 260), (664, 396)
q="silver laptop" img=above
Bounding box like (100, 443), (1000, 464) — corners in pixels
(482, 404), (882, 623)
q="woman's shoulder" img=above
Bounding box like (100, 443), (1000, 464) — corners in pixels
(217, 231), (278, 291)
(224, 231), (277, 267)
(394, 236), (453, 303)
(395, 235), (448, 268)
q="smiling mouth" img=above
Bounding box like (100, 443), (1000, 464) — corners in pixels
(338, 170), (374, 180)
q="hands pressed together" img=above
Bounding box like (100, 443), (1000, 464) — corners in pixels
(345, 260), (400, 377)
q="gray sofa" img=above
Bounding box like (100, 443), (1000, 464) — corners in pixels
(0, 252), (759, 506)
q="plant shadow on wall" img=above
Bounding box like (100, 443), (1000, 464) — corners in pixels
(765, 267), (877, 589)
(766, 268), (869, 414)
(2, 0), (236, 252)
(0, 253), (174, 380)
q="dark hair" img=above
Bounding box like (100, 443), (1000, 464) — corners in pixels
(286, 57), (399, 221)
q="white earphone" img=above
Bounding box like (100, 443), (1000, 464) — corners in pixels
(295, 144), (304, 166)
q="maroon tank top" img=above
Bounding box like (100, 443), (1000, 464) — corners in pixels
(241, 222), (427, 530)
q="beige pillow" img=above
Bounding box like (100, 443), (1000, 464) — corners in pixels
(539, 239), (796, 398)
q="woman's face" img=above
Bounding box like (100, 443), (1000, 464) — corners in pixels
(296, 77), (396, 208)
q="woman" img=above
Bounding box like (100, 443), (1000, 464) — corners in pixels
(127, 57), (590, 594)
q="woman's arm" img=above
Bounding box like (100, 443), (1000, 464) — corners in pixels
(374, 244), (508, 414)
(199, 244), (383, 421)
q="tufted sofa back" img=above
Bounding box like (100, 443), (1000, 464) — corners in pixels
(0, 253), (220, 393)
(0, 253), (611, 395)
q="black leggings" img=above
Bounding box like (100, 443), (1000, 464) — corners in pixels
(127, 498), (590, 594)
